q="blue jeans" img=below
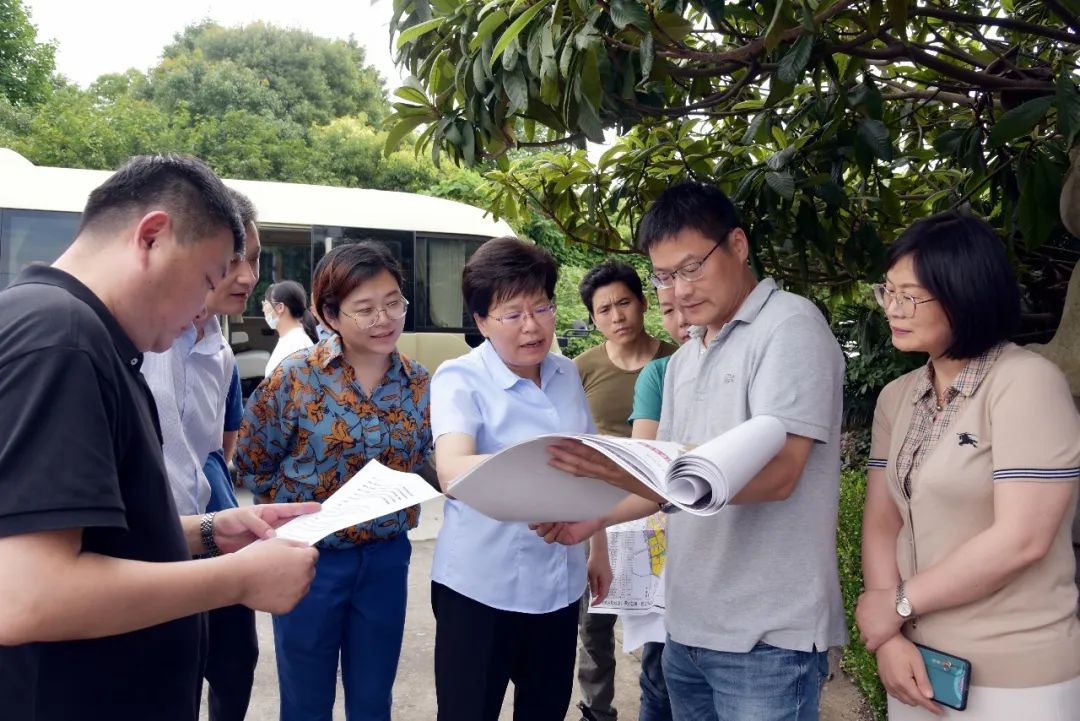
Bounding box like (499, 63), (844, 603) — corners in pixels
(639, 642), (672, 721)
(661, 638), (829, 721)
(273, 534), (411, 721)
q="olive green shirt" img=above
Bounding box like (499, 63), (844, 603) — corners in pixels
(574, 339), (677, 437)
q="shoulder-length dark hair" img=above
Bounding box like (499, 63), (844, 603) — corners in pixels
(886, 210), (1020, 359)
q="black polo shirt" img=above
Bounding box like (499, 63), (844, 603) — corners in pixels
(0, 266), (203, 721)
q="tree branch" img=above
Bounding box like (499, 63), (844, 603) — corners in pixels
(615, 63), (760, 118)
(837, 38), (1054, 91)
(516, 134), (585, 149)
(913, 6), (1080, 45)
(953, 158), (1012, 209)
(883, 89), (975, 106)
(643, 0), (860, 65)
(907, 38), (985, 70)
(1042, 0), (1080, 36)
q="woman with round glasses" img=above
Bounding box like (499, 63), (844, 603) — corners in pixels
(429, 235), (595, 721)
(857, 211), (1080, 719)
(236, 242), (432, 721)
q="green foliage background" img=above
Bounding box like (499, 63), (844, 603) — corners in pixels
(838, 469), (888, 719)
(0, 0), (54, 107)
(2, 5), (1060, 715)
(0, 16), (473, 197)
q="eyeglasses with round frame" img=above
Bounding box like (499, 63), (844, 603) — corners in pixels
(338, 296), (410, 330)
(490, 302), (557, 327)
(647, 243), (722, 290)
(872, 283), (937, 319)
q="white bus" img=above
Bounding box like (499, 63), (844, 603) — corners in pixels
(0, 148), (515, 389)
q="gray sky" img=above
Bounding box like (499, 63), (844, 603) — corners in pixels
(24, 0), (406, 91)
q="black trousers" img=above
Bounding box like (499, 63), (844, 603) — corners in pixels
(431, 582), (580, 721)
(200, 604), (259, 721)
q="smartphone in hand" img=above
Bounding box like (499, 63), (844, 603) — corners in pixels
(915, 642), (971, 711)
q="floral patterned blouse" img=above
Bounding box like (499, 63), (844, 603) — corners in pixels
(236, 334), (431, 549)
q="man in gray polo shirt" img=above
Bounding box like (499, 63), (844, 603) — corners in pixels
(537, 182), (846, 721)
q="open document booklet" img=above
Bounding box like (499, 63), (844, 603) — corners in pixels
(447, 415), (787, 523)
(253, 415), (785, 544)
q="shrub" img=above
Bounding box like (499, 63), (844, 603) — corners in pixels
(837, 469), (888, 720)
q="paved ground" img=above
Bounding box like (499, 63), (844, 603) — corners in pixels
(208, 498), (869, 720)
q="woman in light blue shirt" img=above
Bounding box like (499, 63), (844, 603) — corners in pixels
(430, 236), (594, 721)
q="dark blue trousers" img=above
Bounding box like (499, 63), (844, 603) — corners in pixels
(273, 534), (411, 721)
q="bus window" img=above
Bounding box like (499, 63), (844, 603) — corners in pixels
(414, 234), (485, 330)
(0, 209), (80, 288)
(246, 242), (312, 318)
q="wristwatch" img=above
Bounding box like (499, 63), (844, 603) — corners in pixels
(895, 580), (916, 620)
(200, 512), (222, 557)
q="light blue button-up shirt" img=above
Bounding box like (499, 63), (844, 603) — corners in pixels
(431, 340), (592, 614)
(142, 316), (234, 516)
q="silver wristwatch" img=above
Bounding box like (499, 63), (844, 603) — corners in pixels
(200, 512), (222, 557)
(895, 580), (916, 620)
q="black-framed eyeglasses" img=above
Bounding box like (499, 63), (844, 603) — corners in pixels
(339, 296), (410, 329)
(648, 243), (722, 289)
(490, 303), (557, 327)
(872, 284), (937, 319)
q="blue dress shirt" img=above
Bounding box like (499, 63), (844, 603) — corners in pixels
(205, 364), (243, 512)
(430, 340), (593, 614)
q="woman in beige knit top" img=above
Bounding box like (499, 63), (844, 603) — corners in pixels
(857, 210), (1080, 720)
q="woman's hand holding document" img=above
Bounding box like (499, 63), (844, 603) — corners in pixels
(447, 416), (787, 523)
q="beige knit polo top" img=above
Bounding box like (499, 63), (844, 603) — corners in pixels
(870, 343), (1080, 688)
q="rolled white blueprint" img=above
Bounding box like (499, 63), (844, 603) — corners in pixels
(665, 415), (787, 513)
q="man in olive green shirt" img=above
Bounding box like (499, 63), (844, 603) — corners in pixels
(573, 260), (677, 721)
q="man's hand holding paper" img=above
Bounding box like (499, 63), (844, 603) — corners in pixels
(213, 502), (323, 553)
(250, 461), (442, 548)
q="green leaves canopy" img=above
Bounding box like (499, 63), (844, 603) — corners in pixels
(389, 0), (1080, 295)
(0, 0), (55, 106)
(2, 20), (479, 196)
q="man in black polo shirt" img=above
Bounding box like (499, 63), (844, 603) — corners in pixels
(0, 154), (319, 721)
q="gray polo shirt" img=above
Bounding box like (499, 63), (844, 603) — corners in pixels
(658, 278), (847, 653)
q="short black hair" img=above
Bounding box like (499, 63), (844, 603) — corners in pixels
(578, 259), (645, 318)
(229, 187), (258, 226)
(312, 242), (405, 328)
(637, 182), (743, 252)
(887, 210), (1020, 359)
(462, 236), (558, 318)
(78, 154), (244, 254)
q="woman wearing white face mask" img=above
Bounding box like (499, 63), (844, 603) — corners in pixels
(262, 280), (318, 377)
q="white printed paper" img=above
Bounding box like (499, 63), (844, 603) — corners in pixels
(590, 514), (668, 616)
(271, 460), (442, 545)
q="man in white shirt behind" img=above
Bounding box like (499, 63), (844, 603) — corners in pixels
(142, 189), (263, 721)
